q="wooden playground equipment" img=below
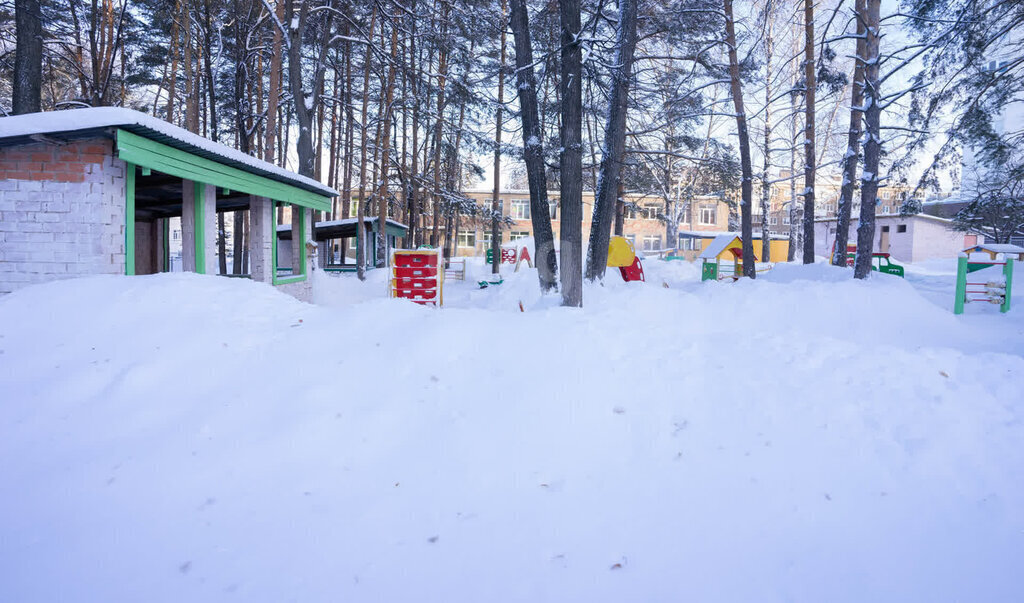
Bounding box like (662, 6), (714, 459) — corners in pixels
(699, 235), (757, 281)
(444, 258), (466, 281)
(953, 244), (1023, 314)
(390, 248), (443, 306)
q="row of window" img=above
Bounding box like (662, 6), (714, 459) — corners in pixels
(454, 231), (671, 251)
(335, 198), (723, 227)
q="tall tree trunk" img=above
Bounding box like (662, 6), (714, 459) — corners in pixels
(231, 0), (252, 275)
(509, 0), (557, 292)
(831, 0), (866, 267)
(165, 0), (182, 122)
(491, 0), (507, 275)
(265, 0), (285, 163)
(13, 0), (43, 114)
(355, 5), (377, 280)
(724, 0), (755, 277)
(614, 180), (625, 236)
(584, 0), (637, 281)
(802, 0), (816, 263)
(375, 7), (401, 268)
(787, 21), (800, 262)
(201, 0), (227, 274)
(430, 1), (451, 247)
(559, 0), (583, 305)
(408, 0), (420, 247)
(183, 5), (199, 133)
(285, 0), (330, 179)
(341, 26), (354, 223)
(760, 7), (774, 263)
(854, 0), (881, 279)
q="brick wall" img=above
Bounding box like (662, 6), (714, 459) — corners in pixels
(0, 138), (127, 295)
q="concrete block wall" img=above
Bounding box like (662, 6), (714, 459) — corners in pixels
(248, 198), (311, 301)
(0, 138), (126, 295)
(275, 207), (314, 302)
(249, 196), (273, 283)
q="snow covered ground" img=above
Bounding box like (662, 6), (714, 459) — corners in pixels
(1, 257), (1022, 602)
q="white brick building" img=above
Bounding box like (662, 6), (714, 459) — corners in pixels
(0, 108), (337, 300)
(814, 214), (972, 263)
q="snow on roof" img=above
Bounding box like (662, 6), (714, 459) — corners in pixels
(680, 229), (737, 238)
(699, 234), (741, 259)
(0, 107), (336, 197)
(965, 243), (1024, 255)
(814, 213), (953, 225)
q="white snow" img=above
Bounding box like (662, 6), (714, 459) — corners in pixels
(697, 234), (739, 260)
(0, 107), (336, 197)
(1, 259), (1023, 601)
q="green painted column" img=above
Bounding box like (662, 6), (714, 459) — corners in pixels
(193, 181), (206, 274)
(954, 254), (968, 315)
(1002, 258), (1014, 313)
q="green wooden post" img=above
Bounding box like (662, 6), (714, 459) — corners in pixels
(954, 254), (968, 315)
(701, 259), (718, 281)
(1002, 258), (1014, 313)
(193, 181), (206, 274)
(125, 163), (136, 275)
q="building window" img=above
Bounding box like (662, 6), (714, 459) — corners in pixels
(641, 206), (659, 220)
(482, 231), (501, 246)
(457, 231), (476, 247)
(509, 231), (530, 241)
(882, 191), (891, 199)
(897, 224), (907, 233)
(349, 237), (357, 250)
(883, 205), (891, 214)
(511, 199), (531, 220)
(626, 234), (636, 245)
(881, 225), (890, 233)
(769, 217), (777, 225)
(783, 216), (790, 225)
(699, 205), (716, 225)
(172, 229), (181, 240)
(549, 200), (558, 220)
(642, 235), (661, 251)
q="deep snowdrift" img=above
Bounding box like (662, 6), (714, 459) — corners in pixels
(1, 262), (1022, 602)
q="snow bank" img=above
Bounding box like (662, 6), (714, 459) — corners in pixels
(1, 265), (1023, 602)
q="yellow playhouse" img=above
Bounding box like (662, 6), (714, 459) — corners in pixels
(699, 235), (757, 281)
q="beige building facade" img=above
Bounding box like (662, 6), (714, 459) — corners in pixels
(450, 190), (731, 257)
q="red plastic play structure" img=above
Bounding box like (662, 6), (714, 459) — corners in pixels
(607, 236), (645, 282)
(619, 256), (645, 282)
(390, 249), (443, 306)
